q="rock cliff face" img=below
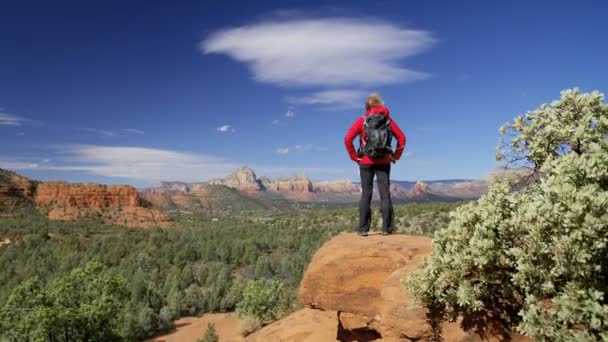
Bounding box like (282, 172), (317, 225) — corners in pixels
(35, 182), (172, 228)
(0, 170), (36, 208)
(251, 233), (531, 341)
(36, 182), (141, 208)
(313, 179), (359, 193)
(209, 167), (263, 192)
(269, 173), (313, 192)
(408, 181), (429, 198)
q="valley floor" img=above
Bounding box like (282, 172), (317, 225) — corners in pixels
(148, 313), (243, 342)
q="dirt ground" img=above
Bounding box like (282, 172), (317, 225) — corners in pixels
(148, 312), (244, 342)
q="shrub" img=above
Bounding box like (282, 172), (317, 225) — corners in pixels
(407, 89), (608, 341)
(236, 279), (290, 324)
(197, 323), (219, 342)
(238, 315), (263, 337)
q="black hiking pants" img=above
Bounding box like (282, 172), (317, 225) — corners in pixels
(359, 163), (394, 234)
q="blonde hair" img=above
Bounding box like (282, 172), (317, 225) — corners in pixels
(365, 93), (384, 111)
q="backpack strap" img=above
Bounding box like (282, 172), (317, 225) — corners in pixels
(360, 116), (367, 146)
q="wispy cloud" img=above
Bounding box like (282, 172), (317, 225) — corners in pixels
(276, 147), (289, 154)
(82, 128), (145, 137)
(271, 119), (280, 125)
(0, 113), (34, 126)
(217, 124), (235, 133)
(285, 110), (295, 118)
(202, 17), (434, 87)
(1, 146), (354, 184)
(294, 144), (328, 152)
(1, 145), (240, 183)
(82, 128), (116, 137)
(288, 89), (367, 109)
(123, 128), (144, 134)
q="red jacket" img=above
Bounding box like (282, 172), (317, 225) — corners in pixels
(344, 105), (406, 165)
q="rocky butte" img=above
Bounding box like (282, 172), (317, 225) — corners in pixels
(209, 166), (264, 192)
(0, 170), (36, 209)
(0, 169), (172, 228)
(153, 166), (488, 204)
(35, 182), (172, 228)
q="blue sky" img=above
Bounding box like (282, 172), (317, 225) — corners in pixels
(1, 0), (607, 186)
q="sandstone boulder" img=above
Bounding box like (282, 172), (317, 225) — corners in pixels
(296, 233), (530, 341)
(299, 233), (434, 340)
(246, 308), (339, 342)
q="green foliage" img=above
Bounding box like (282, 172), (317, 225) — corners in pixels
(497, 88), (608, 169)
(0, 195), (460, 340)
(0, 261), (128, 341)
(236, 279), (291, 324)
(408, 89), (608, 341)
(197, 323), (219, 342)
(238, 315), (262, 336)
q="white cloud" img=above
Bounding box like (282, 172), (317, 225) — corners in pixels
(0, 113), (31, 126)
(201, 17), (434, 87)
(0, 145), (240, 183)
(82, 128), (146, 136)
(294, 144), (328, 152)
(271, 119), (280, 125)
(288, 89), (367, 109)
(82, 128), (116, 136)
(285, 110), (295, 118)
(217, 124), (235, 133)
(276, 147), (289, 154)
(124, 128), (144, 134)
(0, 161), (41, 170)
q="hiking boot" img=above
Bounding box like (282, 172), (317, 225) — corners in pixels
(382, 230), (393, 236)
(357, 231), (368, 237)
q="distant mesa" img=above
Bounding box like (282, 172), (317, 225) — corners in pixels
(408, 181), (429, 197)
(1, 165), (490, 226)
(0, 168), (172, 228)
(209, 166), (265, 192)
(149, 166), (487, 204)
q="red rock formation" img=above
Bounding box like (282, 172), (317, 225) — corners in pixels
(36, 182), (172, 228)
(408, 181), (430, 198)
(269, 173), (313, 192)
(0, 172), (36, 208)
(313, 179), (359, 193)
(209, 166), (263, 192)
(36, 182), (141, 208)
(142, 167), (490, 205)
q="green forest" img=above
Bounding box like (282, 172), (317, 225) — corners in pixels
(0, 201), (460, 341)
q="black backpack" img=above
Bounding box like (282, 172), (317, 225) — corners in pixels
(360, 114), (393, 158)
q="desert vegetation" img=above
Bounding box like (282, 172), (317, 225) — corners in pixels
(0, 199), (459, 341)
(408, 88), (608, 341)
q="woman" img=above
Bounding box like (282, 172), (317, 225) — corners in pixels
(344, 93), (406, 236)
